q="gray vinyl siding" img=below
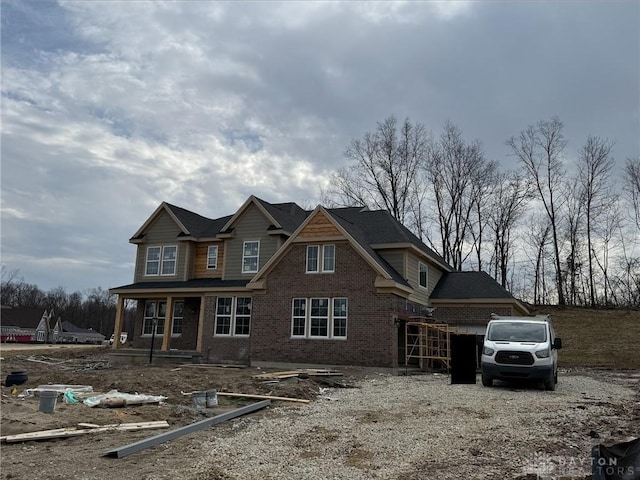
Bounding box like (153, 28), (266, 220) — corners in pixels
(377, 250), (406, 279)
(134, 211), (187, 282)
(406, 252), (443, 305)
(223, 204), (280, 280)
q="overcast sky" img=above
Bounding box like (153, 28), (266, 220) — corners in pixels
(1, 0), (639, 294)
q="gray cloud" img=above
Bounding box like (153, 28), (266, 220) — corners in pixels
(1, 0), (638, 293)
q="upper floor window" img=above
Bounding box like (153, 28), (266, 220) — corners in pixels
(306, 244), (335, 273)
(419, 262), (428, 289)
(145, 246), (177, 276)
(215, 297), (251, 336)
(242, 241), (260, 273)
(207, 245), (218, 269)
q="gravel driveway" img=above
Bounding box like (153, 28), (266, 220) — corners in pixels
(188, 371), (639, 480)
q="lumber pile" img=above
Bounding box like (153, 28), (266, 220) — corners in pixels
(1, 421), (170, 443)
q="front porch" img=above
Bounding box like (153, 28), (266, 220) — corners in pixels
(109, 348), (203, 365)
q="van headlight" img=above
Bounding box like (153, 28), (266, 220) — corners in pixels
(535, 348), (550, 358)
(482, 347), (494, 356)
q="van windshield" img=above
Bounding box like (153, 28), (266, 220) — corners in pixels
(487, 322), (547, 342)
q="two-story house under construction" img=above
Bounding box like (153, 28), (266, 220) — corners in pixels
(109, 196), (528, 368)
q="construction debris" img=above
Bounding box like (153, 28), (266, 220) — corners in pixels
(182, 390), (310, 404)
(104, 400), (270, 458)
(252, 369), (342, 380)
(216, 392), (310, 404)
(83, 390), (167, 407)
(1, 421), (170, 443)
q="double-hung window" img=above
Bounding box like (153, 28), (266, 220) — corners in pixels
(306, 244), (335, 273)
(291, 297), (347, 339)
(215, 297), (251, 336)
(143, 300), (166, 335)
(207, 245), (218, 269)
(145, 246), (177, 276)
(419, 262), (428, 289)
(242, 241), (260, 273)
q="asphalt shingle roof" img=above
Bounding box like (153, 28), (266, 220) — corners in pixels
(164, 203), (232, 238)
(430, 271), (515, 300)
(111, 279), (250, 291)
(0, 307), (47, 328)
(328, 208), (450, 269)
(255, 198), (309, 233)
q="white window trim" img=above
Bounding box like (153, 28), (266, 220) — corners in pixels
(171, 301), (184, 336)
(141, 300), (183, 338)
(306, 245), (319, 273)
(305, 244), (335, 274)
(142, 300), (166, 336)
(418, 262), (428, 289)
(242, 241), (260, 274)
(145, 245), (178, 276)
(322, 244), (335, 273)
(290, 297), (347, 340)
(214, 297), (251, 337)
(207, 245), (219, 270)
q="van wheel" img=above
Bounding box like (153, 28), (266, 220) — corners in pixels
(482, 375), (493, 387)
(543, 375), (556, 391)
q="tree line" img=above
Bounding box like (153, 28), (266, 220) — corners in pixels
(322, 115), (640, 308)
(0, 267), (135, 336)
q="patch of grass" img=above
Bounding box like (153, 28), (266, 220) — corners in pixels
(535, 307), (640, 370)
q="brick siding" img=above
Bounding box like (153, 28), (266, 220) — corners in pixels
(251, 242), (400, 367)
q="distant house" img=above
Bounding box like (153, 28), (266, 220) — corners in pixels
(109, 196), (528, 368)
(0, 307), (54, 343)
(59, 321), (106, 344)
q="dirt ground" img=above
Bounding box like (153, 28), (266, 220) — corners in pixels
(0, 346), (360, 480)
(0, 345), (638, 480)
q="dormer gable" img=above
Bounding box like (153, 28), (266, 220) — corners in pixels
(129, 202), (191, 244)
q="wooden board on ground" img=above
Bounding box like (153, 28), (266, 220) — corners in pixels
(252, 369), (343, 380)
(1, 421), (170, 443)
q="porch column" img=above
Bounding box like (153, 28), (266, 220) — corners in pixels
(196, 295), (205, 352)
(112, 296), (125, 349)
(161, 296), (173, 351)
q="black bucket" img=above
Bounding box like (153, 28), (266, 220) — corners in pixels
(5, 371), (28, 387)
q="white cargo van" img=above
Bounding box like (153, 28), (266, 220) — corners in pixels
(481, 315), (562, 390)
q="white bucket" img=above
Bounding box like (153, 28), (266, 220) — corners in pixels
(192, 391), (206, 408)
(206, 389), (218, 407)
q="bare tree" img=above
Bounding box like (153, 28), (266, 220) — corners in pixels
(577, 135), (616, 306)
(425, 121), (494, 270)
(624, 157), (640, 231)
(488, 170), (532, 287)
(564, 176), (586, 305)
(522, 213), (553, 305)
(507, 117), (567, 305)
(322, 116), (430, 225)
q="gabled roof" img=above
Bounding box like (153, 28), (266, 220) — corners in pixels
(250, 206), (413, 293)
(430, 271), (524, 302)
(0, 307), (49, 329)
(221, 195), (307, 234)
(130, 202), (232, 241)
(257, 199), (309, 233)
(328, 208), (451, 271)
(61, 321), (105, 338)
(165, 204), (231, 239)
